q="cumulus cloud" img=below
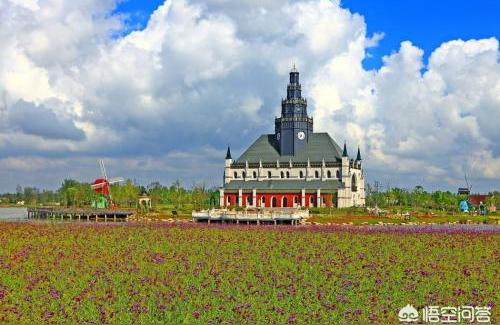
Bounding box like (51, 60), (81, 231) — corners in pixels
(317, 38), (500, 188)
(0, 0), (498, 192)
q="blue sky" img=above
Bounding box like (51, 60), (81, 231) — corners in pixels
(342, 0), (500, 69)
(0, 0), (499, 192)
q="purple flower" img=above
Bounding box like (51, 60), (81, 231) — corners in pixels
(50, 289), (60, 299)
(288, 315), (296, 323)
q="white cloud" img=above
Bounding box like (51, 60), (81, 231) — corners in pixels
(316, 38), (499, 188)
(0, 0), (498, 192)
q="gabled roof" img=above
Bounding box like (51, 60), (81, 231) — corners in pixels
(224, 179), (341, 191)
(235, 132), (343, 163)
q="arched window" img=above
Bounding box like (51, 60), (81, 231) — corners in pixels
(286, 171), (290, 178)
(271, 197), (277, 207)
(253, 171), (257, 178)
(282, 197), (289, 207)
(294, 196), (299, 205)
(352, 174), (358, 192)
(242, 171), (246, 179)
(327, 170), (332, 178)
(280, 171), (284, 178)
(310, 196), (315, 205)
(268, 171), (272, 178)
(261, 196), (265, 205)
(227, 196), (231, 205)
(234, 171), (238, 179)
(315, 171), (319, 178)
(299, 171), (304, 178)
(336, 170), (340, 178)
(247, 196), (253, 206)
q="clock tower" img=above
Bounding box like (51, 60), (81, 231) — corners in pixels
(275, 66), (313, 156)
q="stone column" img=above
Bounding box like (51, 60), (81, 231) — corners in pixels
(238, 189), (243, 207)
(252, 189), (257, 208)
(316, 189), (321, 208)
(301, 189), (306, 207)
(219, 188), (225, 207)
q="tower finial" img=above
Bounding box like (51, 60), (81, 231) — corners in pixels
(342, 141), (348, 157)
(356, 146), (362, 161)
(225, 146), (232, 160)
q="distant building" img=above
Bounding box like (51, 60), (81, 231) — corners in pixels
(220, 68), (365, 208)
(468, 194), (490, 206)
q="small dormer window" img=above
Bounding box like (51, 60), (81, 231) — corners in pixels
(234, 172), (238, 179)
(315, 171), (319, 178)
(327, 170), (331, 178)
(280, 171), (284, 178)
(268, 171), (272, 178)
(242, 171), (246, 179)
(253, 171), (257, 178)
(299, 171), (304, 178)
(286, 171), (290, 178)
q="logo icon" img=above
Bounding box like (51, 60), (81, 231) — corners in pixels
(399, 304), (419, 323)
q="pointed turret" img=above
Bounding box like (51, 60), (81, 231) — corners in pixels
(356, 146), (362, 161)
(224, 146), (233, 184)
(342, 142), (348, 157)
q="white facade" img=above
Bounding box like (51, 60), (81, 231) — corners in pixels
(222, 157), (365, 208)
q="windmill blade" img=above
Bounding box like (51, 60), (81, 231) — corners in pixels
(108, 177), (125, 184)
(99, 159), (107, 179)
(91, 182), (107, 189)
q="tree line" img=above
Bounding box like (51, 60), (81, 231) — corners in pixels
(1, 181), (497, 211)
(365, 184), (498, 211)
(0, 179), (217, 210)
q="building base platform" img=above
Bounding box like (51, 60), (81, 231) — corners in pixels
(192, 208), (309, 225)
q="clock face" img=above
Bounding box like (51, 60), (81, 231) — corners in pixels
(276, 133), (281, 140)
(297, 131), (305, 140)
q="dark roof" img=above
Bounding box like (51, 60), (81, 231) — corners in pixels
(468, 194), (490, 206)
(224, 179), (341, 191)
(225, 146), (232, 159)
(356, 147), (361, 161)
(235, 132), (343, 163)
(342, 142), (348, 157)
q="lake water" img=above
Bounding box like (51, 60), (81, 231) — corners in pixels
(0, 207), (28, 221)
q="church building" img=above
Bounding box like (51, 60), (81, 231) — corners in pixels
(220, 68), (365, 208)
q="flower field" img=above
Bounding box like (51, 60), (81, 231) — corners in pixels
(0, 222), (498, 323)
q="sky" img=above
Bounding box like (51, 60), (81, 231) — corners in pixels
(0, 0), (499, 193)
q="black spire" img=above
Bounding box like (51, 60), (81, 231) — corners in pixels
(356, 146), (362, 161)
(342, 142), (348, 157)
(225, 146), (232, 160)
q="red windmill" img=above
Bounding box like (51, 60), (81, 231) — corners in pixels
(91, 160), (125, 207)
